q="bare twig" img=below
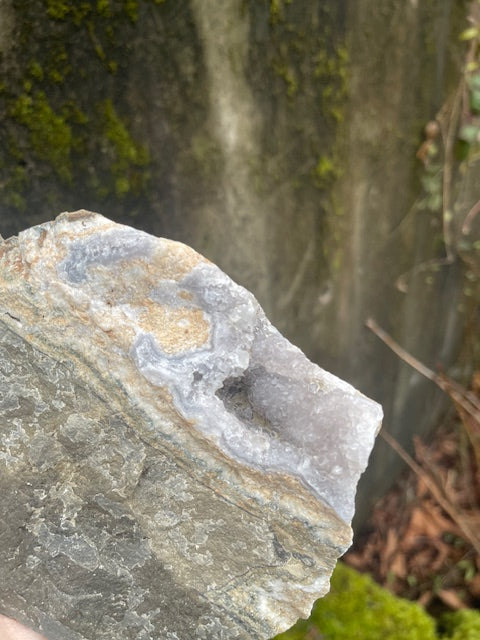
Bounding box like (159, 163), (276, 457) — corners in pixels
(367, 317), (480, 475)
(366, 318), (480, 422)
(380, 428), (480, 556)
(278, 237), (315, 310)
(366, 318), (438, 380)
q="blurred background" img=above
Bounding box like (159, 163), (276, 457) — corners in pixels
(0, 0), (479, 536)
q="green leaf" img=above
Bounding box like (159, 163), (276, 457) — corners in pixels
(469, 73), (480, 91)
(460, 26), (479, 41)
(471, 90), (480, 113)
(456, 138), (471, 160)
(459, 124), (480, 143)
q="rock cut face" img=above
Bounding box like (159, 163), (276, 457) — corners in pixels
(0, 211), (382, 640)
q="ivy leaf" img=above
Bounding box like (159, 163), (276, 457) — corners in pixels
(459, 124), (480, 143)
(469, 73), (480, 91)
(471, 90), (480, 113)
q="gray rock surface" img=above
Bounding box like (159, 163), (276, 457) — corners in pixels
(0, 211), (382, 639)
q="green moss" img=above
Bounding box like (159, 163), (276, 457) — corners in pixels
(46, 0), (91, 24)
(88, 21), (107, 61)
(45, 0), (72, 20)
(28, 61), (44, 81)
(265, 3), (348, 203)
(10, 91), (73, 182)
(1, 1), (155, 212)
(48, 68), (65, 84)
(315, 45), (349, 124)
(124, 0), (141, 20)
(269, 0), (292, 25)
(273, 63), (298, 98)
(3, 165), (27, 212)
(62, 102), (89, 125)
(98, 98), (150, 197)
(45, 43), (71, 83)
(273, 564), (480, 640)
(275, 564), (437, 640)
(314, 155), (339, 189)
(441, 609), (480, 639)
(46, 0), (140, 25)
(314, 564), (437, 640)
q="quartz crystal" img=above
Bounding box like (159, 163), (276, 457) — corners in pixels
(0, 211), (382, 640)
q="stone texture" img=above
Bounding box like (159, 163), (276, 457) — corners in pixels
(0, 211), (382, 640)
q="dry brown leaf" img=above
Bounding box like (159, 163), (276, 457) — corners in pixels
(418, 590), (433, 607)
(437, 589), (467, 610)
(413, 549), (438, 572)
(430, 540), (451, 572)
(343, 552), (365, 571)
(421, 501), (462, 538)
(472, 371), (480, 395)
(389, 552), (407, 579)
(405, 506), (445, 541)
(384, 528), (399, 556)
(379, 528), (401, 576)
(416, 476), (430, 499)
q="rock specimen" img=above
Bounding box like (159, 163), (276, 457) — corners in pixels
(0, 211), (382, 640)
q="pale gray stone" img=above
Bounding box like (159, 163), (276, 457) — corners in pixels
(0, 211), (382, 639)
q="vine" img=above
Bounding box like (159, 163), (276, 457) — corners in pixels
(411, 0), (480, 283)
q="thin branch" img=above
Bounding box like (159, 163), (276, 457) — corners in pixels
(366, 318), (480, 421)
(278, 237), (315, 310)
(365, 318), (436, 380)
(462, 197), (480, 234)
(380, 428), (480, 556)
(394, 257), (454, 294)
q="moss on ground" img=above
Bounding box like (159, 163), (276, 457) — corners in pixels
(274, 563), (480, 640)
(441, 609), (480, 640)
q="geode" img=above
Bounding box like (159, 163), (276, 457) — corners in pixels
(0, 211), (382, 640)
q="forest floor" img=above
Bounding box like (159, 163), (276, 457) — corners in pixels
(343, 372), (480, 620)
